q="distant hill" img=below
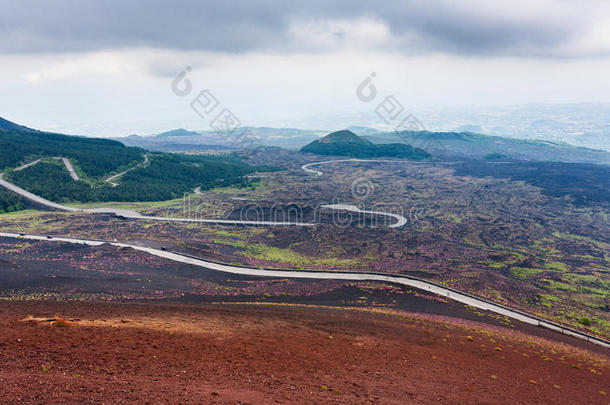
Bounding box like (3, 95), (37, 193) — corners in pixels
(114, 127), (326, 150)
(345, 126), (380, 136)
(318, 129), (371, 145)
(366, 130), (610, 165)
(156, 128), (201, 138)
(301, 130), (430, 160)
(116, 134), (236, 152)
(115, 125), (610, 163)
(0, 117), (36, 132)
(453, 124), (483, 133)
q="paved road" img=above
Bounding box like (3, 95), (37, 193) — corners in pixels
(10, 157), (79, 180)
(321, 204), (407, 228)
(1, 231), (607, 349)
(0, 174), (315, 226)
(0, 175), (81, 212)
(0, 176), (315, 226)
(301, 158), (433, 176)
(14, 159), (41, 171)
(105, 154), (149, 186)
(1, 157), (413, 228)
(61, 158), (79, 181)
(2, 157), (607, 346)
(302, 159), (428, 227)
(8, 153), (146, 188)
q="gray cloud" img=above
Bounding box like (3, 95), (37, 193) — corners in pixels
(0, 0), (606, 57)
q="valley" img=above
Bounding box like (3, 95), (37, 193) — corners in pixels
(4, 4), (610, 403)
(0, 119), (608, 403)
(1, 127), (609, 340)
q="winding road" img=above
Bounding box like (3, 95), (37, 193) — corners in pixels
(1, 231), (607, 349)
(0, 175), (315, 226)
(0, 158), (411, 228)
(0, 154), (315, 226)
(301, 158), (432, 176)
(302, 159), (420, 227)
(0, 175), (81, 212)
(12, 157), (79, 180)
(1, 157), (608, 347)
(321, 204), (407, 228)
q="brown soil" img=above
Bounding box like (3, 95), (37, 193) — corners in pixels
(0, 301), (608, 404)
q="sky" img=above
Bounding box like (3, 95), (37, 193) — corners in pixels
(2, 0), (610, 136)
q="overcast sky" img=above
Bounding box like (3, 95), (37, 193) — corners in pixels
(2, 0), (610, 136)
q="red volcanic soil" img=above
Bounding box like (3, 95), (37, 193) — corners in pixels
(0, 302), (608, 404)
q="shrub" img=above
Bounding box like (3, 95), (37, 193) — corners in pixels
(578, 317), (592, 326)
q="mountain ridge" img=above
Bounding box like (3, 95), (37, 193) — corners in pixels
(365, 130), (610, 165)
(0, 117), (37, 133)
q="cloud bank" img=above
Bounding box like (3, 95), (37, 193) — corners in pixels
(1, 0), (609, 58)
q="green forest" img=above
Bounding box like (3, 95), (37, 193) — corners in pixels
(0, 128), (144, 177)
(7, 153), (276, 203)
(0, 188), (26, 213)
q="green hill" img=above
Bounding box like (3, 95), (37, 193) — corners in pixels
(365, 130), (610, 165)
(0, 121), (144, 177)
(0, 117), (277, 203)
(317, 130), (372, 146)
(301, 130), (430, 159)
(0, 116), (36, 132)
(116, 126), (326, 151)
(8, 153), (262, 203)
(156, 128), (201, 138)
